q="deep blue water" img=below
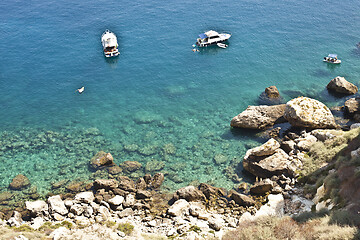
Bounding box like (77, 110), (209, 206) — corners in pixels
(1, 0), (360, 193)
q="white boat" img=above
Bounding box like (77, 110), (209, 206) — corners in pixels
(323, 54), (341, 64)
(101, 30), (120, 57)
(196, 30), (231, 47)
(217, 43), (228, 49)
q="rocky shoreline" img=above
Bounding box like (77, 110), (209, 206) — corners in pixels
(1, 76), (360, 239)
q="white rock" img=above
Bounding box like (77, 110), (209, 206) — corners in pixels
(48, 195), (68, 216)
(75, 216), (91, 228)
(313, 184), (325, 204)
(25, 200), (48, 217)
(50, 226), (70, 240)
(98, 205), (111, 221)
(208, 216), (224, 231)
(295, 135), (317, 151)
(75, 192), (95, 204)
(244, 138), (280, 158)
(83, 205), (94, 218)
(351, 147), (360, 159)
(70, 204), (84, 216)
(167, 199), (190, 217)
(123, 194), (136, 208)
(30, 217), (45, 230)
(167, 228), (177, 237)
(7, 211), (22, 227)
(53, 213), (65, 221)
(64, 200), (74, 208)
(350, 123), (360, 129)
(108, 195), (124, 206)
(254, 194), (284, 218)
(15, 235), (28, 240)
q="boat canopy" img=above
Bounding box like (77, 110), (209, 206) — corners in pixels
(199, 33), (207, 39)
(328, 54), (337, 58)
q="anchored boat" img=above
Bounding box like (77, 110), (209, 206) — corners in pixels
(196, 30), (231, 47)
(101, 30), (120, 57)
(323, 54), (341, 64)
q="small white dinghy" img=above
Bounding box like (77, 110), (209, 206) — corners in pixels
(217, 43), (228, 49)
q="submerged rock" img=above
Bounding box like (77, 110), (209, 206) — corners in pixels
(9, 174), (30, 190)
(284, 97), (336, 129)
(120, 161), (142, 173)
(93, 179), (119, 190)
(231, 104), (286, 129)
(327, 76), (358, 95)
(89, 151), (115, 169)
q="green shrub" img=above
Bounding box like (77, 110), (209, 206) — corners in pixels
(329, 210), (360, 227)
(105, 221), (117, 228)
(117, 222), (134, 235)
(189, 225), (201, 233)
(13, 224), (33, 232)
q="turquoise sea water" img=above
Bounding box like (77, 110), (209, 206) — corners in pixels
(1, 0), (360, 194)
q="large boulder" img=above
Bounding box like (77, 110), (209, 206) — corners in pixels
(167, 199), (190, 217)
(250, 179), (274, 195)
(173, 186), (206, 202)
(199, 183), (225, 199)
(25, 200), (48, 217)
(74, 192), (94, 204)
(345, 98), (360, 115)
(243, 139), (297, 178)
(327, 76), (358, 95)
(151, 172), (164, 189)
(9, 174), (30, 190)
(231, 105), (286, 129)
(93, 179), (119, 190)
(89, 151), (115, 169)
(48, 195), (68, 216)
(284, 97), (336, 129)
(229, 192), (255, 207)
(244, 138), (280, 157)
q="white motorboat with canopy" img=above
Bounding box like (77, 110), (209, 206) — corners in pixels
(101, 30), (120, 57)
(323, 54), (341, 64)
(196, 30), (231, 47)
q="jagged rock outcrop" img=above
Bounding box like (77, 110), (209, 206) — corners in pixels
(327, 76), (358, 95)
(284, 97), (336, 129)
(231, 105), (286, 129)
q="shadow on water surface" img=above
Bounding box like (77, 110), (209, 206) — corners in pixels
(104, 56), (119, 68)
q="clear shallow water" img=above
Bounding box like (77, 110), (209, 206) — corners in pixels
(1, 0), (360, 194)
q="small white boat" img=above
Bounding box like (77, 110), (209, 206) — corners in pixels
(217, 43), (228, 49)
(323, 54), (341, 64)
(196, 30), (231, 47)
(101, 30), (120, 58)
